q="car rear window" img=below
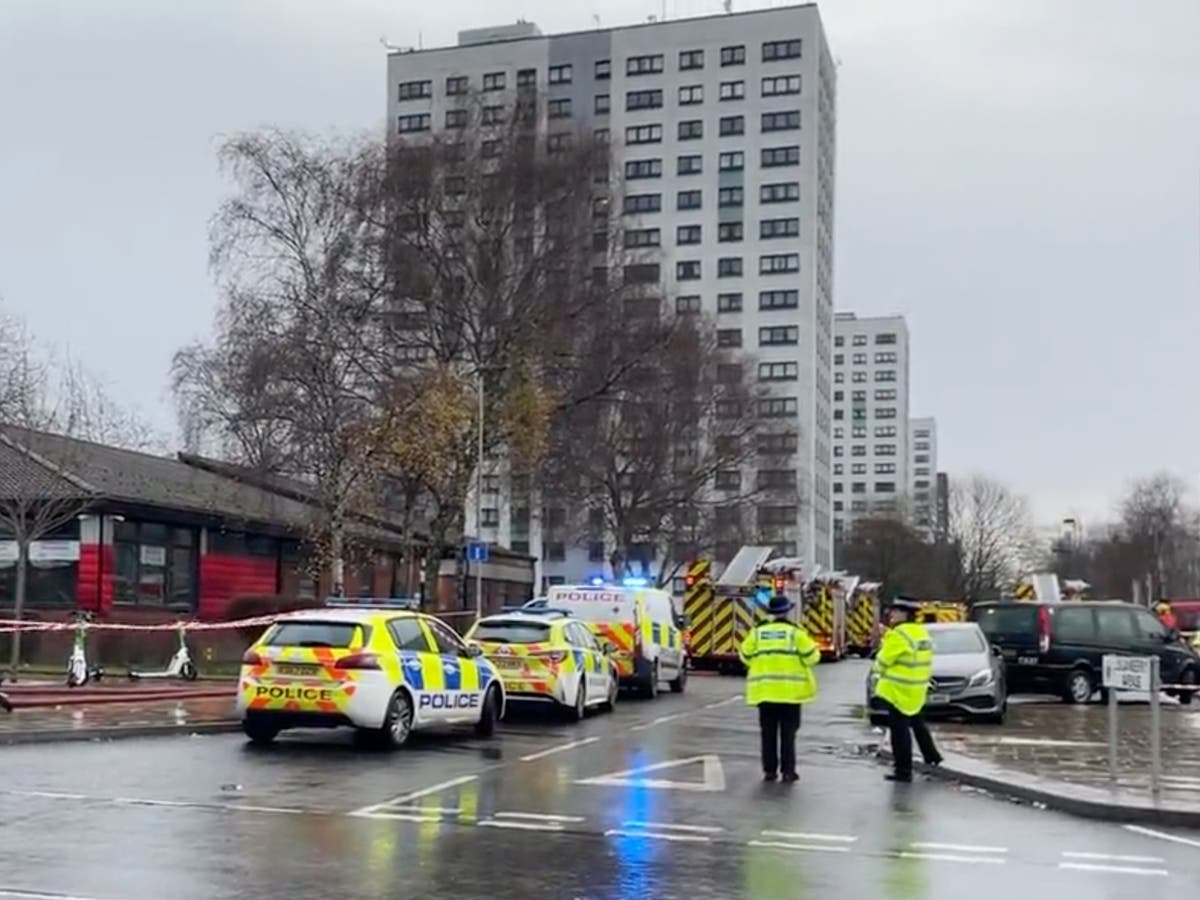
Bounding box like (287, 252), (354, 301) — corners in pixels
(472, 620), (553, 644)
(930, 628), (986, 654)
(974, 605), (1036, 639)
(264, 621), (368, 648)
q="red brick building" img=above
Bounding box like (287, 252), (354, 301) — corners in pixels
(0, 428), (535, 623)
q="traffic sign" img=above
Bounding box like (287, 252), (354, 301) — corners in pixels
(1102, 654), (1153, 692)
(467, 542), (489, 563)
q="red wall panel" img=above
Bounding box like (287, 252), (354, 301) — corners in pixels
(76, 543), (114, 613)
(198, 554), (277, 620)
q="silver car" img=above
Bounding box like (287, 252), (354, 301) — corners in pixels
(866, 622), (1008, 725)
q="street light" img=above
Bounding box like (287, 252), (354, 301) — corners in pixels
(475, 369), (484, 621)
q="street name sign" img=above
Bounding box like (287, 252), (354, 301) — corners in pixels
(1101, 654), (1153, 692)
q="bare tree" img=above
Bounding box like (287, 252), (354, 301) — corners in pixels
(1117, 472), (1200, 597)
(546, 314), (765, 580)
(0, 307), (157, 673)
(172, 130), (403, 595)
(836, 514), (957, 599)
(375, 113), (665, 596)
(946, 474), (1039, 604)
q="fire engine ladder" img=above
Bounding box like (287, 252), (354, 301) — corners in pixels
(719, 546), (777, 589)
(713, 546), (776, 655)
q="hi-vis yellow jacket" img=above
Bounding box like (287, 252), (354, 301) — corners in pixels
(872, 622), (934, 716)
(739, 619), (820, 705)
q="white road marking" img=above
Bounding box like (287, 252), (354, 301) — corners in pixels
(630, 713), (687, 731)
(348, 774), (479, 817)
(1062, 851), (1165, 864)
(760, 829), (857, 843)
(1124, 824), (1200, 849)
(994, 737), (1104, 748)
(621, 821), (723, 834)
(703, 696), (742, 709)
(897, 852), (1006, 865)
(387, 806), (462, 815)
(576, 754), (726, 792)
(1058, 862), (1168, 877)
(519, 737), (599, 762)
(225, 804), (307, 815)
(747, 840), (850, 855)
(8, 791), (86, 801)
(479, 819), (564, 832)
(605, 828), (710, 843)
(494, 811), (585, 823)
(910, 842), (1008, 854)
(362, 812), (446, 824)
(0, 891), (114, 900)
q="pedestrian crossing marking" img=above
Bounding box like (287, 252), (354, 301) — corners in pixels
(575, 754), (726, 792)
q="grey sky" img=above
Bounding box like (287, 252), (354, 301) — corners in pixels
(1, 0), (1197, 527)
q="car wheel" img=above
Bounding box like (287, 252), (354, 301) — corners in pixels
(475, 686), (500, 737)
(566, 679), (587, 723)
(180, 661), (198, 681)
(1177, 668), (1197, 705)
(643, 662), (660, 699)
(669, 661), (687, 694)
(600, 670), (618, 713)
(1063, 668), (1094, 704)
(242, 717), (279, 746)
(369, 689), (414, 749)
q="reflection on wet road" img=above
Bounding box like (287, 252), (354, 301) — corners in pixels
(1, 662), (1198, 899)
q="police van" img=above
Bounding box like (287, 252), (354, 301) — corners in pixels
(237, 599), (505, 748)
(546, 580), (686, 698)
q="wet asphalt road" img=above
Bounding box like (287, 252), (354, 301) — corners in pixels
(1, 663), (1198, 900)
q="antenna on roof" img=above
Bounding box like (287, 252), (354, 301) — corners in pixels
(593, 14), (601, 27)
(379, 35), (414, 53)
(723, 0), (733, 12)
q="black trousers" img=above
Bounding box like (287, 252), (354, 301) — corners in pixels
(885, 701), (942, 776)
(758, 702), (801, 776)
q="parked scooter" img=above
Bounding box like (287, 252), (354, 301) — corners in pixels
(66, 611), (105, 687)
(128, 625), (198, 682)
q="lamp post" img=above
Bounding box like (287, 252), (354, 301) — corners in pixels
(475, 369), (484, 620)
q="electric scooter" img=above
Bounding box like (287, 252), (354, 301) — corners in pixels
(66, 611), (104, 687)
(128, 625), (198, 681)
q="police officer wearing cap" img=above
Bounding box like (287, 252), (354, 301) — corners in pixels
(872, 596), (943, 782)
(739, 593), (820, 783)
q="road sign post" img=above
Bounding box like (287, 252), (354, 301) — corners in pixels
(1107, 677), (1119, 782)
(467, 542), (489, 621)
(1150, 656), (1162, 797)
(1101, 654), (1159, 789)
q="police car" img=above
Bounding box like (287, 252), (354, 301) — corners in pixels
(465, 609), (619, 720)
(237, 599), (505, 748)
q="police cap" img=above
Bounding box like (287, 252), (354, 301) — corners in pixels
(887, 595), (923, 613)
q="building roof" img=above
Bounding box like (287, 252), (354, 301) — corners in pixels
(0, 427), (535, 561)
(388, 4), (819, 57)
(0, 427), (403, 546)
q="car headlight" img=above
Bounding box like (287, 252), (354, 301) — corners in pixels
(968, 668), (994, 688)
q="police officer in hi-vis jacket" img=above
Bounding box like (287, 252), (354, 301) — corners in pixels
(872, 597), (944, 782)
(739, 594), (820, 783)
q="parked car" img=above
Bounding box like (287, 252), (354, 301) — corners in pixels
(866, 622), (1007, 726)
(970, 601), (1200, 704)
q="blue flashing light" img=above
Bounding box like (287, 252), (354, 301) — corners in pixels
(753, 587), (772, 604)
(589, 576), (607, 586)
(622, 576), (649, 587)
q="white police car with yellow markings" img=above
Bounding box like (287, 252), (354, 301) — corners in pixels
(465, 609), (619, 720)
(237, 599), (504, 748)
